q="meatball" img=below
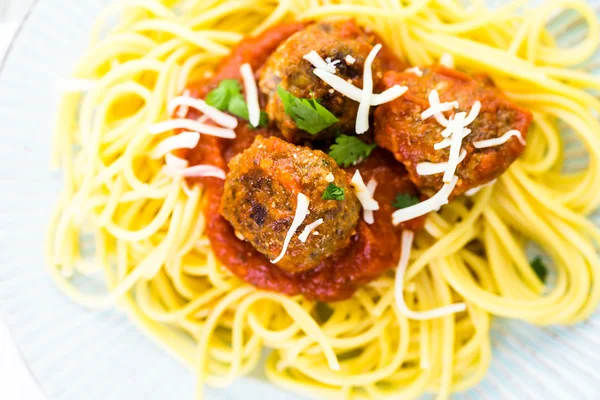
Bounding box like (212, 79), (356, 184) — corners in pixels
(374, 65), (533, 196)
(220, 136), (361, 273)
(259, 20), (390, 142)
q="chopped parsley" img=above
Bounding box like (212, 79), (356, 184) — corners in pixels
(530, 256), (548, 283)
(277, 86), (338, 135)
(393, 193), (420, 209)
(328, 135), (377, 168)
(322, 183), (345, 200)
(205, 79), (268, 127)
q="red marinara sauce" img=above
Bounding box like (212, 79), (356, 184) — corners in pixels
(182, 23), (424, 302)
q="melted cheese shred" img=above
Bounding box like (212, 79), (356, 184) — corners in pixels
(474, 129), (527, 148)
(356, 44), (382, 134)
(270, 193), (310, 264)
(240, 63), (261, 128)
(47, 1), (600, 400)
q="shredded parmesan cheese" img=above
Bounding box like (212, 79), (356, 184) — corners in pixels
(298, 219), (324, 242)
(165, 153), (189, 169)
(465, 179), (497, 196)
(351, 171), (379, 211)
(433, 137), (452, 150)
(464, 100), (481, 126)
(56, 78), (97, 93)
(370, 85), (408, 106)
(363, 178), (378, 225)
(421, 90), (459, 125)
(395, 230), (467, 319)
(439, 53), (455, 69)
(271, 193), (310, 264)
(164, 164), (226, 179)
(303, 51), (329, 70)
(150, 131), (200, 159)
(175, 89), (191, 118)
(473, 129), (526, 148)
(345, 54), (356, 64)
(443, 112), (468, 183)
(392, 176), (458, 225)
(405, 66), (423, 77)
(416, 150), (467, 176)
(168, 95), (238, 129)
(240, 63), (260, 127)
(356, 44), (382, 134)
(148, 119), (236, 139)
(307, 53), (407, 106)
(325, 57), (341, 73)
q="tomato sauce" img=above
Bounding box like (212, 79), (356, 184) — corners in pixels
(183, 23), (424, 301)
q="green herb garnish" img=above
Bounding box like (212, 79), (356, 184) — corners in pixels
(530, 256), (548, 283)
(393, 193), (420, 209)
(328, 135), (377, 168)
(205, 79), (240, 109)
(277, 86), (338, 135)
(322, 183), (345, 200)
(205, 79), (268, 127)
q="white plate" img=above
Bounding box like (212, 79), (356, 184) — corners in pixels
(0, 1), (599, 399)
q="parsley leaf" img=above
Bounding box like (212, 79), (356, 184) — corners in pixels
(205, 79), (268, 127)
(205, 79), (241, 110)
(328, 135), (377, 168)
(530, 256), (548, 283)
(277, 86), (338, 135)
(322, 183), (345, 200)
(393, 193), (420, 209)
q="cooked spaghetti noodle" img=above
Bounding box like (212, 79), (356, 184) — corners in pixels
(47, 0), (600, 398)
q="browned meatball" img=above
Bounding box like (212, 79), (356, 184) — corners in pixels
(259, 20), (392, 142)
(220, 136), (361, 273)
(374, 65), (533, 196)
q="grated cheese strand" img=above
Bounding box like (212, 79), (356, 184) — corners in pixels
(240, 63), (260, 128)
(405, 66), (423, 77)
(148, 119), (236, 139)
(298, 219), (324, 242)
(351, 171), (379, 211)
(443, 112), (468, 183)
(439, 53), (455, 69)
(168, 95), (238, 129)
(271, 193), (310, 264)
(392, 176), (458, 225)
(463, 100), (481, 126)
(165, 153), (189, 170)
(363, 178), (378, 225)
(416, 150), (467, 176)
(175, 89), (191, 118)
(356, 44), (382, 134)
(465, 179), (497, 196)
(434, 137), (452, 150)
(395, 230), (467, 320)
(473, 129), (526, 148)
(163, 164), (226, 179)
(150, 131), (200, 159)
(303, 51), (329, 70)
(422, 90), (459, 126)
(371, 85), (408, 106)
(309, 55), (407, 106)
(325, 57), (341, 73)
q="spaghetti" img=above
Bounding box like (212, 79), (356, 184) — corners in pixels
(47, 0), (600, 399)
